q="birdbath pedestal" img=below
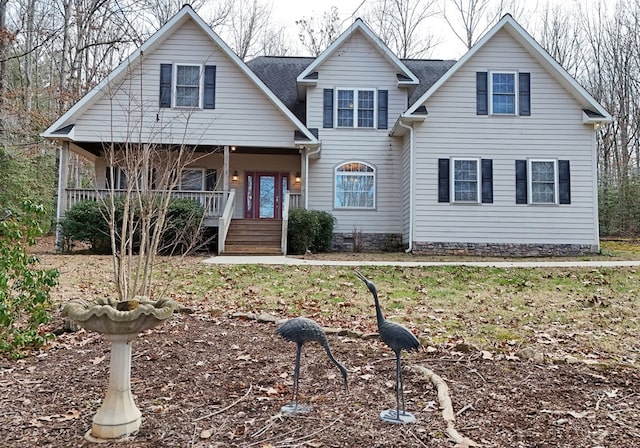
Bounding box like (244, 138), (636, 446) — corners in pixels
(62, 297), (178, 440)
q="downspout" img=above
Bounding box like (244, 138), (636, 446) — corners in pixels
(397, 119), (414, 253)
(304, 145), (321, 209)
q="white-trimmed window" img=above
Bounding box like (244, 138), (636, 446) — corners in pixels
(336, 89), (376, 128)
(175, 64), (201, 108)
(490, 72), (517, 115)
(529, 159), (557, 204)
(452, 158), (480, 202)
(334, 162), (375, 209)
(179, 168), (205, 191)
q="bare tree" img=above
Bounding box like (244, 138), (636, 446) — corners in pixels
(535, 2), (584, 78)
(259, 24), (290, 56)
(364, 0), (438, 58)
(296, 6), (341, 57)
(224, 0), (271, 60)
(441, 0), (523, 50)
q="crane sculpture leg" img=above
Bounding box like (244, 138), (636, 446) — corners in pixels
(277, 317), (348, 415)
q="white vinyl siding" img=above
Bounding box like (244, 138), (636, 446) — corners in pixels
(70, 19), (300, 148)
(305, 30), (404, 234)
(410, 28), (598, 247)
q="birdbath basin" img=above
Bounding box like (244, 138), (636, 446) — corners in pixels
(63, 297), (178, 440)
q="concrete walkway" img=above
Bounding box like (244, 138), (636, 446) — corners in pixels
(202, 255), (640, 268)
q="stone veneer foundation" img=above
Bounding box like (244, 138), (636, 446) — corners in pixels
(331, 233), (597, 256)
(412, 241), (597, 257)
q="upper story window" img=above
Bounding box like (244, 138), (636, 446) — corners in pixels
(476, 71), (530, 116)
(491, 72), (516, 114)
(336, 89), (375, 128)
(324, 88), (388, 129)
(175, 65), (201, 108)
(160, 63), (216, 110)
(334, 162), (375, 209)
(452, 158), (480, 202)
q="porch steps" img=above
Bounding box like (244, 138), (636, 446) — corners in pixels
(223, 219), (283, 255)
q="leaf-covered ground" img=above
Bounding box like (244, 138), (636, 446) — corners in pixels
(2, 240), (639, 447)
(1, 311), (639, 447)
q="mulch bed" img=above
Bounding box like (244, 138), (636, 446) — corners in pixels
(1, 309), (639, 447)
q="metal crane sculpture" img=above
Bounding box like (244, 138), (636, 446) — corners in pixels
(276, 317), (349, 414)
(354, 270), (420, 424)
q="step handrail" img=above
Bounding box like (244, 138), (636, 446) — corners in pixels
(281, 191), (290, 255)
(217, 189), (236, 254)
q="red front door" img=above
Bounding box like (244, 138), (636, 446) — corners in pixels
(245, 172), (289, 219)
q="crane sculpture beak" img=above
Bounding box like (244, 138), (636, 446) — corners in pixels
(354, 270), (377, 295)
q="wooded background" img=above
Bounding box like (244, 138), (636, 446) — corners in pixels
(0, 0), (637, 237)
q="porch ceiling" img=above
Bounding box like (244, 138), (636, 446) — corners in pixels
(71, 142), (299, 158)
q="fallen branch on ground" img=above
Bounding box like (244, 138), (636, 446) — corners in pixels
(411, 365), (481, 448)
(194, 384), (252, 422)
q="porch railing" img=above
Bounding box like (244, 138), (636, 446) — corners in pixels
(289, 192), (302, 209)
(64, 188), (229, 220)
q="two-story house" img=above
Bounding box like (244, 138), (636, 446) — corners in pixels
(43, 5), (611, 256)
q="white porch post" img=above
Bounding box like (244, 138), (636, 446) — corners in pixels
(55, 141), (70, 251)
(223, 145), (229, 192)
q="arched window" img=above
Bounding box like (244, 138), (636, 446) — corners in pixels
(334, 162), (375, 209)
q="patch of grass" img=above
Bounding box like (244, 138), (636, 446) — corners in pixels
(44, 254), (640, 363)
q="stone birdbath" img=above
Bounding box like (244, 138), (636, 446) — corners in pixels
(62, 297), (178, 440)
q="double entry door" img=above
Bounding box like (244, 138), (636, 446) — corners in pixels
(245, 172), (289, 219)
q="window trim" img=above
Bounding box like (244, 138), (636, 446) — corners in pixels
(334, 161), (376, 209)
(451, 157), (481, 203)
(335, 88), (377, 129)
(489, 71), (518, 115)
(528, 159), (558, 204)
(173, 63), (203, 109)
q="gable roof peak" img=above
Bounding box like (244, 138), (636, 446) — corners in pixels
(296, 16), (418, 85)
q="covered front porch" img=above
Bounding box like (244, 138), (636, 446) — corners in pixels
(55, 142), (310, 254)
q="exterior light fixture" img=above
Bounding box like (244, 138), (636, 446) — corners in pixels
(295, 172), (301, 183)
(232, 170), (238, 182)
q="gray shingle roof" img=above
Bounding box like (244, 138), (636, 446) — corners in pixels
(246, 56), (457, 121)
(246, 56), (315, 122)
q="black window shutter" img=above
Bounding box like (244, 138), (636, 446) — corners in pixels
(203, 65), (216, 109)
(377, 90), (388, 129)
(519, 72), (530, 116)
(476, 72), (488, 115)
(558, 160), (571, 204)
(515, 159), (528, 204)
(481, 159), (493, 203)
(105, 167), (112, 188)
(438, 158), (450, 203)
(206, 169), (217, 191)
(323, 89), (334, 128)
(159, 63), (172, 108)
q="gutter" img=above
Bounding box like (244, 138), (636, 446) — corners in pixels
(397, 119), (414, 253)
